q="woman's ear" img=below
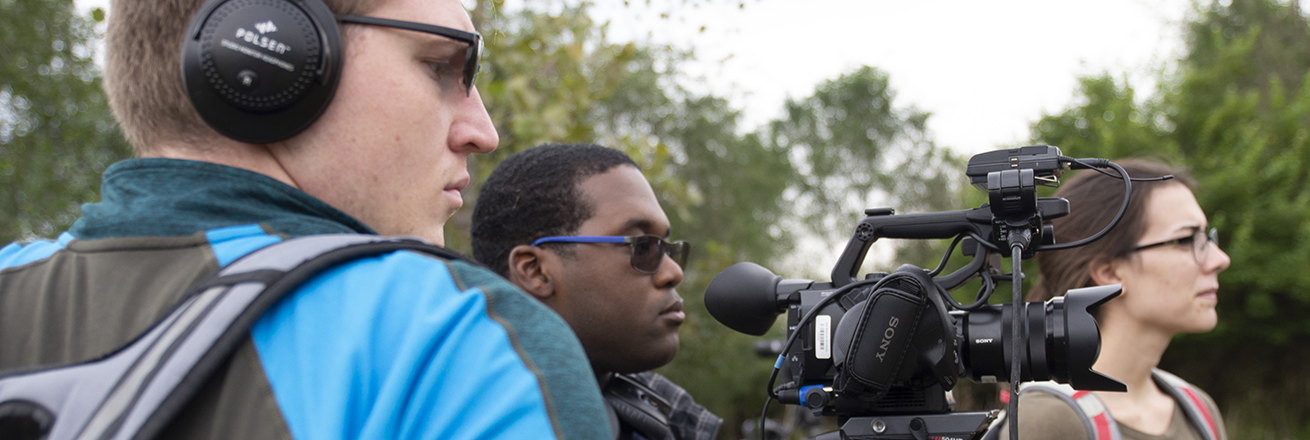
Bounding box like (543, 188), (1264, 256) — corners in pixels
(508, 245), (554, 300)
(1088, 257), (1125, 287)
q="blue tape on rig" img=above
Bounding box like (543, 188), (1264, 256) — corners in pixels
(798, 385), (825, 407)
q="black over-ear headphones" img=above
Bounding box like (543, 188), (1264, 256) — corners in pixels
(182, 0), (342, 144)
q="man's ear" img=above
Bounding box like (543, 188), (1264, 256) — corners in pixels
(1088, 257), (1125, 287)
(508, 245), (555, 300)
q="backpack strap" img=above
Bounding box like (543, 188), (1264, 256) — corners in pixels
(987, 374), (1221, 440)
(1015, 382), (1121, 440)
(1152, 369), (1220, 440)
(0, 234), (464, 440)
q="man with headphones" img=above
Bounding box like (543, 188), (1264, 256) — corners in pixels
(0, 0), (610, 439)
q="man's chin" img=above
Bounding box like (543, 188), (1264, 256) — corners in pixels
(607, 352), (679, 376)
(424, 229), (447, 246)
(639, 343), (680, 372)
(387, 222), (446, 246)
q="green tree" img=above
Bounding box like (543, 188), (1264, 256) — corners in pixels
(0, 2), (132, 243)
(645, 95), (799, 430)
(1032, 1), (1310, 437)
(1030, 75), (1176, 162)
(461, 2), (795, 433)
(0, 1), (974, 436)
(1166, 2), (1310, 437)
(465, 6), (973, 433)
(447, 1), (651, 250)
(766, 66), (968, 271)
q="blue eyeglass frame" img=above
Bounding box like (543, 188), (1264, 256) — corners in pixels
(530, 235), (689, 274)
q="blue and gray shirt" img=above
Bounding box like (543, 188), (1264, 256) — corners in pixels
(0, 158), (610, 440)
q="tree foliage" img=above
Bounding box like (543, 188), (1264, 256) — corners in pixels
(0, 1), (131, 243)
(458, 4), (968, 434)
(2, 1), (968, 437)
(453, 2), (797, 429)
(766, 66), (967, 271)
(1031, 75), (1176, 161)
(1032, 1), (1310, 437)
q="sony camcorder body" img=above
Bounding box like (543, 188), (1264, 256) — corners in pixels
(706, 146), (1131, 439)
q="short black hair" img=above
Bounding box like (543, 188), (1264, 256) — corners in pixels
(471, 143), (639, 276)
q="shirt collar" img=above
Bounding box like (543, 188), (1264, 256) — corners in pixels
(71, 158), (376, 239)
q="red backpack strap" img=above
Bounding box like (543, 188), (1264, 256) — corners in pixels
(1152, 369), (1221, 440)
(1070, 390), (1118, 440)
(1018, 382), (1121, 440)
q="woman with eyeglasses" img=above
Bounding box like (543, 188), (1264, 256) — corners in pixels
(1000, 158), (1231, 440)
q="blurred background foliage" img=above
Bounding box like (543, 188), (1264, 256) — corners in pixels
(459, 2), (967, 435)
(1031, 0), (1310, 437)
(3, 0), (1309, 438)
(0, 0), (131, 242)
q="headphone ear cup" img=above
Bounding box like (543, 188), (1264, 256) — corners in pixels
(182, 0), (342, 144)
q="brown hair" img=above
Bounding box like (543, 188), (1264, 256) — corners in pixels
(103, 0), (385, 153)
(1028, 158), (1196, 301)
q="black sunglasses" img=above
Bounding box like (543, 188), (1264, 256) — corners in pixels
(335, 14), (482, 96)
(530, 235), (690, 274)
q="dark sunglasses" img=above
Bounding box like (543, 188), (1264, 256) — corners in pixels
(530, 235), (690, 274)
(335, 14), (482, 96)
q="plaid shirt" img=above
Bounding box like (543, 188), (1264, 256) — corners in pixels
(604, 371), (722, 440)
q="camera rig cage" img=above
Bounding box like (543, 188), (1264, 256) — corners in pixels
(706, 146), (1160, 440)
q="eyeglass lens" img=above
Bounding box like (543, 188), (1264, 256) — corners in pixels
(630, 236), (689, 273)
(427, 38), (477, 96)
(463, 39), (481, 95)
(334, 15), (479, 96)
(1192, 228), (1219, 264)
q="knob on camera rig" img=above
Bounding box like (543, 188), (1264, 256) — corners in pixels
(706, 146), (1136, 440)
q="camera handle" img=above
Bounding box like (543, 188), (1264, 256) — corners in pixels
(829, 196), (1068, 289)
(830, 207), (994, 288)
(811, 411), (1000, 440)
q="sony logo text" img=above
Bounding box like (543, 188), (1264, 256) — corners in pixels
(874, 316), (900, 362)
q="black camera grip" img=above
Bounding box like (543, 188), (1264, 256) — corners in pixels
(834, 285), (926, 398)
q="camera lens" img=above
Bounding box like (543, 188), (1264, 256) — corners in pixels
(957, 284), (1125, 391)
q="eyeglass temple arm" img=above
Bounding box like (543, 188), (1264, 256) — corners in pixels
(530, 236), (628, 246)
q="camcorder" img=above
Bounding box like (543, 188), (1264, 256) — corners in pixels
(705, 146), (1134, 440)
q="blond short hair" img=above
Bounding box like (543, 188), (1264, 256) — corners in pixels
(103, 0), (385, 153)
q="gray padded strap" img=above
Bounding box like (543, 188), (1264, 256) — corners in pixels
(0, 293), (198, 440)
(0, 234), (455, 440)
(111, 235), (448, 440)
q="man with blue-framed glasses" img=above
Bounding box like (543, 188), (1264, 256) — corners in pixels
(473, 143), (722, 440)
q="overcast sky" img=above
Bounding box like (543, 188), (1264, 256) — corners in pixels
(78, 0), (1298, 156)
(72, 0), (1296, 274)
(583, 0), (1205, 156)
(573, 0), (1208, 273)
